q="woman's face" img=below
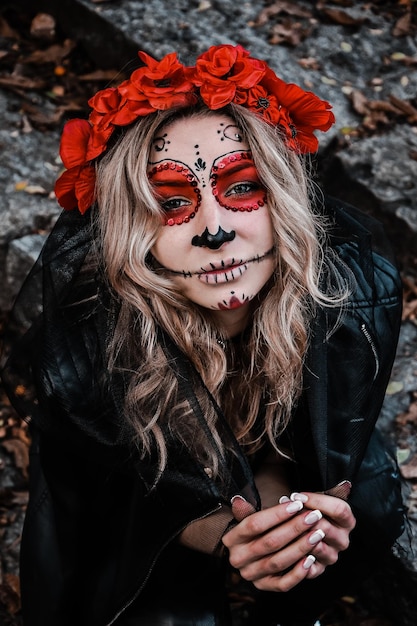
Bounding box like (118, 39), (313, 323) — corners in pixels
(148, 114), (276, 318)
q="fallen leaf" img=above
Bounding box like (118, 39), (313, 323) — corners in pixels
(198, 0), (211, 10)
(396, 400), (417, 426)
(23, 39), (75, 65)
(269, 19), (311, 46)
(0, 75), (46, 91)
(0, 574), (21, 615)
(78, 69), (122, 82)
(30, 13), (56, 41)
(320, 8), (364, 26)
(20, 101), (78, 128)
(1, 439), (29, 479)
(297, 56), (321, 70)
(255, 1), (312, 27)
(393, 10), (412, 37)
(397, 448), (411, 465)
(386, 380), (404, 395)
(0, 15), (19, 39)
(24, 185), (48, 195)
(14, 181), (28, 191)
(350, 89), (369, 115)
(400, 455), (417, 480)
(389, 95), (417, 123)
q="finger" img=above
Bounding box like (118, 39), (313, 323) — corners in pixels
(309, 534), (341, 567)
(250, 554), (317, 593)
(301, 512), (351, 554)
(230, 495), (256, 522)
(232, 525), (326, 579)
(228, 511), (325, 569)
(223, 499), (304, 547)
(305, 559), (326, 580)
(293, 492), (356, 530)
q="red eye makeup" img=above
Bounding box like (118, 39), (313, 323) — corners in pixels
(210, 152), (267, 212)
(148, 162), (202, 226)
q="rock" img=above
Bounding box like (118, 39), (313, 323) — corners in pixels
(0, 90), (60, 247)
(0, 88), (60, 310)
(3, 233), (46, 312)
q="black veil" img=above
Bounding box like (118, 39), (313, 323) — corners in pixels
(0, 206), (259, 506)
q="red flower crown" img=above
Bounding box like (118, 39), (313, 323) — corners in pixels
(55, 44), (335, 214)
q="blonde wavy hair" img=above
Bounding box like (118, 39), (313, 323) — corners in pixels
(95, 103), (345, 475)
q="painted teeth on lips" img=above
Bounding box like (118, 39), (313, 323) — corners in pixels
(196, 259), (248, 285)
(198, 258), (243, 274)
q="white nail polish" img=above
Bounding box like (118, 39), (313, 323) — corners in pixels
(279, 495), (290, 504)
(290, 492), (309, 503)
(286, 500), (303, 513)
(304, 509), (323, 525)
(309, 529), (325, 545)
(303, 554), (316, 570)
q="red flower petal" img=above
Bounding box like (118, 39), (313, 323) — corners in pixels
(59, 119), (91, 169)
(75, 165), (96, 214)
(54, 164), (96, 213)
(54, 166), (80, 211)
(199, 82), (237, 109)
(86, 126), (114, 161)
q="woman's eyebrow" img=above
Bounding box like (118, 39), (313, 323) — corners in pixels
(151, 179), (195, 187)
(211, 160), (257, 176)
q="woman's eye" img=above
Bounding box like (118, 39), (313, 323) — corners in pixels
(225, 182), (259, 197)
(161, 197), (191, 212)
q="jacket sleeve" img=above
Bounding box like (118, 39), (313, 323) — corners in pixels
(292, 198), (405, 547)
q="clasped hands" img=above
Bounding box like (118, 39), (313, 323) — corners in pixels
(222, 491), (356, 592)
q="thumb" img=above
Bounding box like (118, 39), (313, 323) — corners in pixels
(231, 495), (256, 522)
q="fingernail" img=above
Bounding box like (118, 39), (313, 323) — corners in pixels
(309, 529), (325, 545)
(279, 495), (290, 504)
(304, 509), (323, 525)
(325, 480), (352, 501)
(231, 495), (256, 521)
(231, 495), (247, 505)
(303, 554), (316, 570)
(290, 492), (309, 503)
(286, 500), (303, 514)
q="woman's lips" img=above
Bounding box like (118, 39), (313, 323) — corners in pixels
(198, 261), (248, 284)
(198, 258), (242, 274)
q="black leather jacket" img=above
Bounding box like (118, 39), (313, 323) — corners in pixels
(4, 198), (405, 626)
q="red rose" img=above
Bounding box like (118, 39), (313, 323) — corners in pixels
(123, 51), (196, 110)
(189, 44), (266, 109)
(54, 164), (96, 213)
(260, 68), (335, 152)
(59, 119), (91, 169)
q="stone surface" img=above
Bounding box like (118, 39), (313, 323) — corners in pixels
(0, 88), (60, 308)
(4, 234), (46, 311)
(1, 0), (416, 305)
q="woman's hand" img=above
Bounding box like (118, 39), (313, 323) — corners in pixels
(222, 492), (355, 592)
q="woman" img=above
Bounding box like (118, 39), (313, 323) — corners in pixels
(2, 45), (406, 625)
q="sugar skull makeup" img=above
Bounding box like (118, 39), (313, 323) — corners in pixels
(147, 163), (202, 226)
(148, 150), (266, 226)
(148, 114), (276, 327)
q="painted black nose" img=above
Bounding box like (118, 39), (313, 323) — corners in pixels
(191, 226), (236, 249)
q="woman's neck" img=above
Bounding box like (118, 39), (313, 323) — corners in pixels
(211, 302), (252, 338)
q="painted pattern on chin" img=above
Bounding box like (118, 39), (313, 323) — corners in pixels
(217, 292), (250, 310)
